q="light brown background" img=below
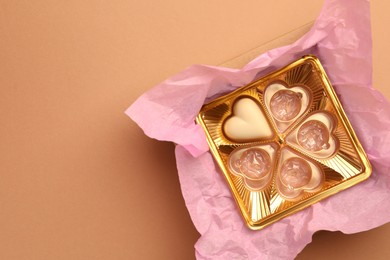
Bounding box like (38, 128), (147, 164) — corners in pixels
(1, 0), (389, 259)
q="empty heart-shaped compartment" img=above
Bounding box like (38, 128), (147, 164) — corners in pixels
(285, 111), (339, 159)
(223, 97), (274, 142)
(275, 147), (324, 201)
(263, 81), (312, 133)
(228, 142), (278, 191)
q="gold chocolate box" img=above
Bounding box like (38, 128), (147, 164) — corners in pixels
(196, 55), (371, 230)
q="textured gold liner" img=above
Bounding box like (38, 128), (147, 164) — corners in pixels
(196, 55), (372, 230)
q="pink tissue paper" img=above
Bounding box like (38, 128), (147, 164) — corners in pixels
(127, 0), (390, 259)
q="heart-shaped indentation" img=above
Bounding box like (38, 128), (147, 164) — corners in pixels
(285, 111), (339, 159)
(228, 143), (278, 191)
(264, 81), (312, 133)
(275, 147), (324, 201)
(223, 97), (273, 142)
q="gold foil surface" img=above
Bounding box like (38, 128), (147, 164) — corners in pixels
(196, 55), (371, 230)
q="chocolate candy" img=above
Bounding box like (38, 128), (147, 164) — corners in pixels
(196, 56), (371, 230)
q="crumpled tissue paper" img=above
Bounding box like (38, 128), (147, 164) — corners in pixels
(126, 0), (390, 259)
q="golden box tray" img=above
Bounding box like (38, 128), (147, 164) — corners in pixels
(196, 55), (371, 230)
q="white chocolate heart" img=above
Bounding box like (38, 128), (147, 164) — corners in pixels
(264, 82), (312, 133)
(223, 98), (273, 142)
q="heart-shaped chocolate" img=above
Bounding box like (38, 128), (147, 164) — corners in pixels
(223, 97), (273, 142)
(264, 82), (312, 133)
